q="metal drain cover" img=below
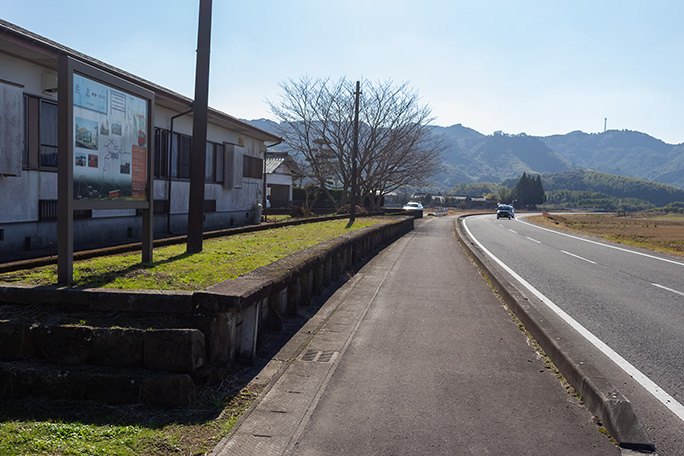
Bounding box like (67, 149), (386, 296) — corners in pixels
(300, 349), (338, 363)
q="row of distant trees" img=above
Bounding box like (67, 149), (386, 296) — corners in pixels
(500, 173), (546, 209)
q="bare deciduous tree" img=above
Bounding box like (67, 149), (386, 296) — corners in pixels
(269, 77), (442, 210)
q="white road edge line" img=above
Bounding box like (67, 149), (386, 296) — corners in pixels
(561, 250), (597, 264)
(463, 217), (684, 422)
(653, 283), (684, 297)
(518, 216), (684, 267)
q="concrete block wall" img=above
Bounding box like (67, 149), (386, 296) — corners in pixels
(0, 315), (214, 370)
(0, 216), (414, 406)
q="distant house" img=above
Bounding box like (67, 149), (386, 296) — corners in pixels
(264, 152), (301, 209)
(449, 194), (497, 209)
(0, 19), (281, 255)
(381, 192), (400, 207)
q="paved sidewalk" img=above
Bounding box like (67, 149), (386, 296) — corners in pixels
(212, 216), (621, 455)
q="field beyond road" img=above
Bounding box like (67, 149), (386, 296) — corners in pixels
(528, 212), (684, 257)
(0, 218), (388, 291)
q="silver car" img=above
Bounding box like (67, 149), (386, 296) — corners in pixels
(496, 205), (514, 219)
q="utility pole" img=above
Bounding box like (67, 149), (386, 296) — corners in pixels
(604, 117), (607, 133)
(187, 0), (212, 254)
(350, 81), (360, 223)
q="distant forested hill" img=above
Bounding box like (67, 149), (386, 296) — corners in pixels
(539, 130), (684, 189)
(246, 119), (684, 194)
(424, 126), (684, 190)
(531, 169), (684, 207)
(432, 126), (684, 190)
(432, 126), (573, 184)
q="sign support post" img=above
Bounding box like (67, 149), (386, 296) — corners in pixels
(57, 56), (154, 283)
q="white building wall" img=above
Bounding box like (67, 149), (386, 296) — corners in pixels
(0, 53), (56, 99)
(268, 171), (293, 186)
(1, 53), (58, 229)
(0, 45), (273, 255)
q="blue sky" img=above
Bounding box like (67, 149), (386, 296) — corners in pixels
(3, 1), (684, 144)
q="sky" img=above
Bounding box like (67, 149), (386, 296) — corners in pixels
(3, 0), (684, 144)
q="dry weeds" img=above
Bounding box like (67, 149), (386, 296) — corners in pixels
(529, 212), (684, 257)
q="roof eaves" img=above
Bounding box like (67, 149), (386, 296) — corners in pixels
(0, 19), (281, 143)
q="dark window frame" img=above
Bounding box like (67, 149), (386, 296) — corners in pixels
(22, 95), (29, 167)
(23, 94), (57, 171)
(153, 128), (226, 183)
(179, 134), (191, 179)
(205, 142), (215, 182)
(215, 143), (224, 184)
(242, 155), (263, 179)
(154, 127), (170, 178)
(39, 99), (58, 168)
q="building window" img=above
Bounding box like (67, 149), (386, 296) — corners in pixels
(23, 95), (29, 167)
(170, 133), (179, 178)
(205, 142), (215, 182)
(152, 129), (226, 183)
(39, 100), (58, 167)
(243, 155), (263, 179)
(215, 143), (224, 183)
(154, 128), (170, 178)
(179, 134), (191, 179)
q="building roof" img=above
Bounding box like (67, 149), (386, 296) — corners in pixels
(265, 152), (302, 176)
(0, 19), (281, 143)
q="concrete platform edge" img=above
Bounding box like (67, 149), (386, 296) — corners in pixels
(455, 215), (655, 453)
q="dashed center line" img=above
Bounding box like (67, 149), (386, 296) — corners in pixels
(508, 229), (518, 234)
(561, 250), (596, 264)
(653, 283), (684, 297)
(526, 236), (541, 244)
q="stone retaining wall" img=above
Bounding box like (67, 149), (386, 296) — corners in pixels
(0, 216), (414, 407)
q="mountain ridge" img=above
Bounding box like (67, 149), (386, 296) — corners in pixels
(245, 119), (684, 190)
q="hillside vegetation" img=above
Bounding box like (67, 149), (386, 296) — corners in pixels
(433, 126), (573, 184)
(452, 170), (684, 211)
(539, 170), (684, 207)
(428, 125), (684, 190)
(247, 119), (684, 204)
(540, 130), (684, 189)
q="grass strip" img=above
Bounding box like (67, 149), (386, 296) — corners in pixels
(0, 217), (390, 455)
(0, 218), (386, 291)
(0, 385), (259, 456)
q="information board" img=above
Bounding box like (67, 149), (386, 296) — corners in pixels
(58, 56), (155, 283)
(72, 73), (149, 200)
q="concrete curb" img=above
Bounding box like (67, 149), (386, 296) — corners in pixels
(455, 215), (655, 453)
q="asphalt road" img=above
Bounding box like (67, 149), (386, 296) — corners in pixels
(216, 216), (620, 456)
(463, 213), (684, 455)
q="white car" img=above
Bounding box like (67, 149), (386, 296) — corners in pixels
(403, 202), (424, 210)
(496, 204), (514, 219)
